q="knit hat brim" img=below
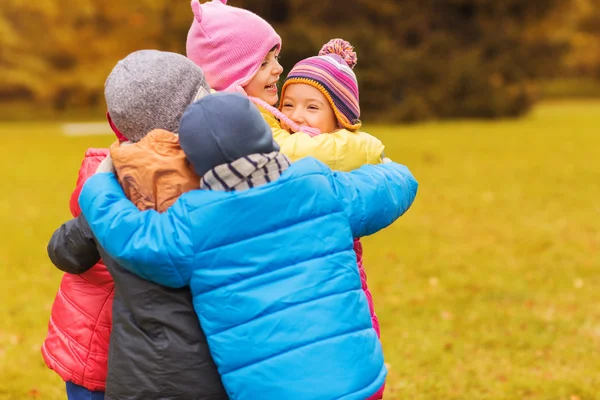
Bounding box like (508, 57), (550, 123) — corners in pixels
(279, 78), (362, 132)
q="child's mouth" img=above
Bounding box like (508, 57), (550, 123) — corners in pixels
(265, 83), (278, 93)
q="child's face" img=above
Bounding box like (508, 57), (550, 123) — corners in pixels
(281, 84), (338, 133)
(244, 50), (283, 106)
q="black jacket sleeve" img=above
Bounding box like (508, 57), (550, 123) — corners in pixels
(47, 215), (101, 274)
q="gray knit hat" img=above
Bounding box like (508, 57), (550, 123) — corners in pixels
(105, 50), (210, 142)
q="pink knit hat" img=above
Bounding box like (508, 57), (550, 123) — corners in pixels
(186, 0), (282, 94)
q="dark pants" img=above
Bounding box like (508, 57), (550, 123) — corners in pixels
(66, 382), (105, 400)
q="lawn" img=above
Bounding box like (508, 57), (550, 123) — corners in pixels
(0, 100), (598, 399)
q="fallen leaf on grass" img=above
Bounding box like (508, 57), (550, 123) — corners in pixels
(441, 310), (454, 320)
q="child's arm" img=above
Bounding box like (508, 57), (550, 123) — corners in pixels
(78, 172), (195, 288)
(272, 126), (385, 171)
(325, 161), (418, 238)
(47, 215), (101, 274)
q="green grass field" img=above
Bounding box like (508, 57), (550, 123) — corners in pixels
(0, 100), (598, 399)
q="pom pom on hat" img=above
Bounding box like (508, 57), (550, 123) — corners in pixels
(318, 38), (357, 69)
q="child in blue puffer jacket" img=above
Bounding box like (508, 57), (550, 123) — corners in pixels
(78, 92), (418, 400)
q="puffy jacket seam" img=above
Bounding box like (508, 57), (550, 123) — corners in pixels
(47, 315), (109, 358)
(330, 166), (368, 235)
(176, 203), (194, 288)
(42, 344), (82, 381)
(43, 345), (108, 387)
(60, 289), (112, 329)
(339, 365), (387, 400)
(81, 284), (114, 382)
(48, 315), (95, 356)
(198, 245), (350, 299)
(78, 265), (113, 294)
(222, 324), (374, 377)
(196, 207), (346, 256)
(211, 286), (363, 341)
(333, 135), (340, 170)
(290, 132), (299, 161)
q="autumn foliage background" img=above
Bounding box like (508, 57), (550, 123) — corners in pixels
(1, 0), (600, 120)
(0, 1), (599, 399)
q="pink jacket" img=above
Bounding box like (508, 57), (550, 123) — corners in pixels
(42, 148), (114, 391)
(355, 238), (385, 400)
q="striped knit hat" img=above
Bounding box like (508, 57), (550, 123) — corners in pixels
(280, 39), (361, 131)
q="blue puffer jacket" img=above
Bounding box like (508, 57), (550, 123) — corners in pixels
(79, 157), (418, 400)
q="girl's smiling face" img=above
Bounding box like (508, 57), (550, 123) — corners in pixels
(243, 48), (283, 106)
(280, 84), (338, 133)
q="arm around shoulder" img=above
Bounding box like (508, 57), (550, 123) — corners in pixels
(78, 172), (196, 288)
(327, 162), (418, 237)
(47, 215), (100, 274)
(274, 128), (384, 171)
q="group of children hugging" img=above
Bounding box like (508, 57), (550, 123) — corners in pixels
(43, 1), (419, 399)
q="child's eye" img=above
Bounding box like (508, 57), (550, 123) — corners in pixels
(261, 61), (268, 68)
(308, 105), (319, 110)
(282, 103), (293, 108)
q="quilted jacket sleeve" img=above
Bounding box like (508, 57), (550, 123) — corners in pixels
(78, 172), (195, 288)
(263, 111), (385, 171)
(47, 215), (101, 274)
(69, 148), (110, 217)
(327, 162), (418, 238)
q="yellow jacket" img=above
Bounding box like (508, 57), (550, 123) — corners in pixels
(259, 109), (385, 172)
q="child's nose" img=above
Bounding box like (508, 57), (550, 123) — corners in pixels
(291, 110), (304, 124)
(272, 62), (283, 75)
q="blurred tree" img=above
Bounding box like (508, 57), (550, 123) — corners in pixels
(562, 0), (600, 77)
(237, 0), (572, 121)
(0, 0), (588, 121)
(0, 0), (191, 112)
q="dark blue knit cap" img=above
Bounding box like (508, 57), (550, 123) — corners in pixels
(179, 92), (279, 177)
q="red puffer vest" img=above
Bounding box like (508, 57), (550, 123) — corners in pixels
(355, 238), (385, 400)
(42, 148), (114, 391)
